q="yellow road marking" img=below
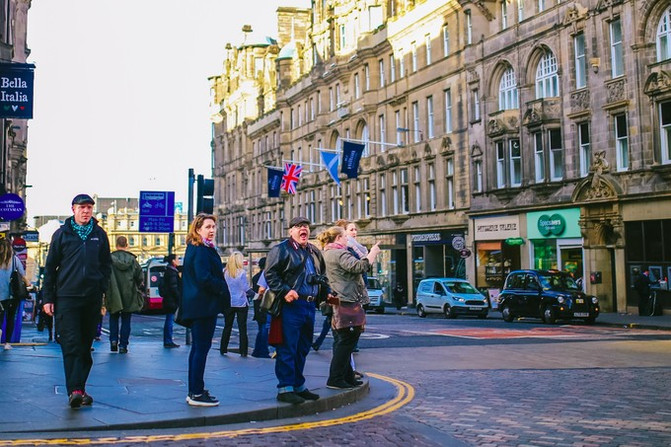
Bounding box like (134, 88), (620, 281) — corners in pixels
(0, 373), (414, 446)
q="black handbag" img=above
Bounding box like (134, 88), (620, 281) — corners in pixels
(10, 257), (29, 301)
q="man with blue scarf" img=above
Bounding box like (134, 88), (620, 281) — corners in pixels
(43, 194), (112, 408)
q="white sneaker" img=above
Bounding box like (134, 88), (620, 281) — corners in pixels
(4, 343), (12, 350)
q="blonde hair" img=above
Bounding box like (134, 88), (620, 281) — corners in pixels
(0, 238), (12, 268)
(334, 219), (350, 229)
(226, 251), (244, 278)
(316, 226), (344, 249)
(186, 213), (217, 246)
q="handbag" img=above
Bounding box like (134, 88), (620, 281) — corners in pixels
(174, 306), (192, 328)
(260, 254), (309, 317)
(331, 301), (366, 330)
(10, 257), (29, 302)
(268, 315), (283, 346)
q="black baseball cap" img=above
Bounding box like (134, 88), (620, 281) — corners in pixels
(289, 216), (310, 228)
(72, 194), (95, 206)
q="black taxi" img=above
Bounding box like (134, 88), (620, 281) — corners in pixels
(497, 270), (599, 324)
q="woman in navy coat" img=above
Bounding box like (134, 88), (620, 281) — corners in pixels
(181, 213), (230, 406)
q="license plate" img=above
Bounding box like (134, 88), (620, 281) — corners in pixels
(574, 312), (589, 317)
(576, 298), (584, 304)
(469, 307), (481, 311)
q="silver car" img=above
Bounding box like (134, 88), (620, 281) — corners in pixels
(364, 277), (385, 314)
(415, 278), (488, 319)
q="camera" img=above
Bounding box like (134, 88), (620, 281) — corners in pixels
(307, 274), (329, 287)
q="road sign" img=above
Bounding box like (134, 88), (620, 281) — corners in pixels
(139, 191), (175, 233)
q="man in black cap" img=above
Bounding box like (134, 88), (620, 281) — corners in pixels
(264, 216), (331, 404)
(43, 194), (112, 408)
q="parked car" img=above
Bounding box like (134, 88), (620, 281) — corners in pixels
(364, 277), (385, 314)
(415, 278), (488, 319)
(497, 270), (599, 324)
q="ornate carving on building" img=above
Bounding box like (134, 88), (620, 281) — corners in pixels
(572, 151), (622, 203)
(471, 143), (482, 157)
(570, 89), (591, 111)
(564, 4), (588, 25)
(644, 70), (671, 97)
(471, 0), (495, 21)
(523, 98), (561, 127)
(606, 78), (626, 104)
(440, 136), (453, 155)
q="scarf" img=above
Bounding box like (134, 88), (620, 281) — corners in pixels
(347, 236), (368, 259)
(71, 218), (94, 241)
(326, 242), (347, 251)
(202, 237), (215, 248)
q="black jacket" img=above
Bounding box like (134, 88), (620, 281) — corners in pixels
(264, 238), (328, 304)
(42, 217), (112, 303)
(181, 243), (230, 321)
(162, 264), (182, 313)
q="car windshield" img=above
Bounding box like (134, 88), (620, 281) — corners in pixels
(443, 281), (479, 294)
(367, 278), (381, 289)
(538, 273), (580, 291)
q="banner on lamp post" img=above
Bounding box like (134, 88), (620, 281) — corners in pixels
(0, 63), (35, 119)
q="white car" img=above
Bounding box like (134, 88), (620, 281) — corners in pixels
(364, 277), (385, 314)
(415, 278), (488, 319)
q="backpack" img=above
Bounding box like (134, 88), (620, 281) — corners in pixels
(158, 273), (169, 298)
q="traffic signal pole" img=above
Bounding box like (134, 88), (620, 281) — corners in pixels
(185, 168), (195, 346)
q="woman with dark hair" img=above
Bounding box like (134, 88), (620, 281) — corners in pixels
(181, 213), (231, 406)
(316, 226), (380, 389)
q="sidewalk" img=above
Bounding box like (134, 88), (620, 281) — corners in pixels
(0, 337), (368, 435)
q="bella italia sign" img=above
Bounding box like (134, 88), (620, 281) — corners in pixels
(0, 63), (35, 119)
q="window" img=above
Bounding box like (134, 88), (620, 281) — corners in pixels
(444, 89), (453, 133)
(661, 102), (671, 164)
(297, 105), (302, 126)
(354, 73), (361, 98)
(446, 159), (455, 209)
(390, 54), (396, 82)
(414, 166), (422, 212)
(466, 10), (472, 45)
(336, 83), (341, 104)
(427, 96), (434, 139)
(428, 163), (436, 210)
(317, 90), (322, 113)
(265, 211), (272, 239)
(610, 19), (623, 78)
(509, 139), (521, 186)
(536, 51), (559, 98)
(574, 33), (587, 89)
(499, 68), (518, 110)
(579, 122), (591, 177)
(501, 0), (509, 29)
(379, 113), (386, 144)
(442, 24), (450, 57)
(379, 174), (387, 216)
(400, 168), (409, 214)
(129, 236), (135, 246)
(412, 101), (421, 142)
(657, 8), (671, 62)
(399, 49), (405, 77)
(534, 132), (545, 182)
(379, 59), (385, 87)
(496, 141), (506, 188)
(329, 87), (334, 111)
(310, 98), (315, 120)
(615, 113), (629, 171)
(518, 0), (524, 22)
(474, 160), (483, 193)
(411, 41), (418, 72)
(363, 178), (371, 217)
(472, 89), (481, 121)
(392, 171), (399, 214)
(549, 129), (563, 180)
(538, 0), (545, 13)
(364, 64), (370, 90)
(340, 23), (346, 49)
(425, 34), (432, 65)
(395, 110), (403, 145)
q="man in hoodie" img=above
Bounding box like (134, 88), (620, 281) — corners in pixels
(106, 236), (144, 354)
(42, 194), (112, 408)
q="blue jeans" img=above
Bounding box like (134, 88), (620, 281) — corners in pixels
(252, 314), (271, 358)
(188, 316), (217, 395)
(109, 312), (132, 348)
(313, 314), (331, 348)
(163, 313), (175, 344)
(275, 299), (315, 393)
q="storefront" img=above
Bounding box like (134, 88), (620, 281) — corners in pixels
(410, 231), (466, 296)
(472, 215), (523, 294)
(526, 208), (584, 281)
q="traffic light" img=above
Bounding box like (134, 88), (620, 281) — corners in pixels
(196, 175), (215, 214)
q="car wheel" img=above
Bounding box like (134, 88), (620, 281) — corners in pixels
(542, 305), (556, 324)
(444, 304), (456, 319)
(416, 304), (426, 318)
(501, 305), (514, 323)
(376, 307), (385, 314)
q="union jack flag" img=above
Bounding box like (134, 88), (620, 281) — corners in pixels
(282, 163), (303, 194)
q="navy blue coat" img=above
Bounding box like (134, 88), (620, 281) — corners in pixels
(181, 243), (230, 322)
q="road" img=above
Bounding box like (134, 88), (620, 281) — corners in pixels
(66, 311), (671, 446)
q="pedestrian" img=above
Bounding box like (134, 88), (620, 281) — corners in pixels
(161, 254), (181, 348)
(180, 213), (230, 407)
(220, 251), (251, 357)
(42, 194), (112, 408)
(393, 282), (405, 310)
(316, 226), (381, 390)
(251, 257), (271, 358)
(335, 219), (365, 356)
(0, 237), (30, 348)
(634, 268), (655, 316)
(106, 236), (144, 354)
(264, 216), (331, 404)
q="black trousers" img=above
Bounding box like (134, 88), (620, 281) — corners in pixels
(55, 295), (102, 395)
(329, 326), (362, 384)
(0, 299), (19, 343)
(220, 306), (249, 355)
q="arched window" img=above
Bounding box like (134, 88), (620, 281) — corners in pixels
(498, 67), (519, 110)
(535, 50), (559, 98)
(657, 7), (671, 62)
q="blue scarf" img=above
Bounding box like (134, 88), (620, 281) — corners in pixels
(71, 218), (94, 241)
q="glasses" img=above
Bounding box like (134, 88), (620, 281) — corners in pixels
(292, 223), (310, 229)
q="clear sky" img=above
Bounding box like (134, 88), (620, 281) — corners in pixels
(25, 0), (310, 223)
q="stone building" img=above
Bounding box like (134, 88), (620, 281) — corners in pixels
(211, 0), (671, 313)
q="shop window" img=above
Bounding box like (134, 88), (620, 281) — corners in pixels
(532, 239), (557, 270)
(644, 220), (664, 261)
(625, 221), (644, 261)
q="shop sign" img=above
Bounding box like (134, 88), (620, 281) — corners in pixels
(0, 193), (25, 221)
(504, 237), (525, 246)
(411, 231), (464, 247)
(527, 208), (581, 239)
(0, 63), (35, 119)
(473, 215), (520, 241)
(537, 214), (565, 236)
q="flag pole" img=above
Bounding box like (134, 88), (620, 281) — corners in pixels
(340, 137), (398, 147)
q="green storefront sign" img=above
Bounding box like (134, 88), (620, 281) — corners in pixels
(527, 208), (581, 239)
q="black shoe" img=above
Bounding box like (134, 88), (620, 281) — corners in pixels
(296, 389), (320, 400)
(82, 392), (93, 406)
(69, 390), (84, 408)
(347, 380), (364, 387)
(186, 390), (219, 407)
(110, 342), (118, 352)
(164, 343), (180, 348)
(276, 392), (305, 404)
(220, 350), (227, 355)
(119, 346), (128, 354)
(326, 380), (355, 390)
(312, 343), (320, 351)
(354, 370), (364, 379)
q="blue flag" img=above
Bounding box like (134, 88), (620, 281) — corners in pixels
(341, 141), (365, 178)
(320, 151), (341, 185)
(267, 167), (283, 198)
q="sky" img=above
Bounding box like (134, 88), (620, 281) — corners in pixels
(25, 0), (310, 223)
